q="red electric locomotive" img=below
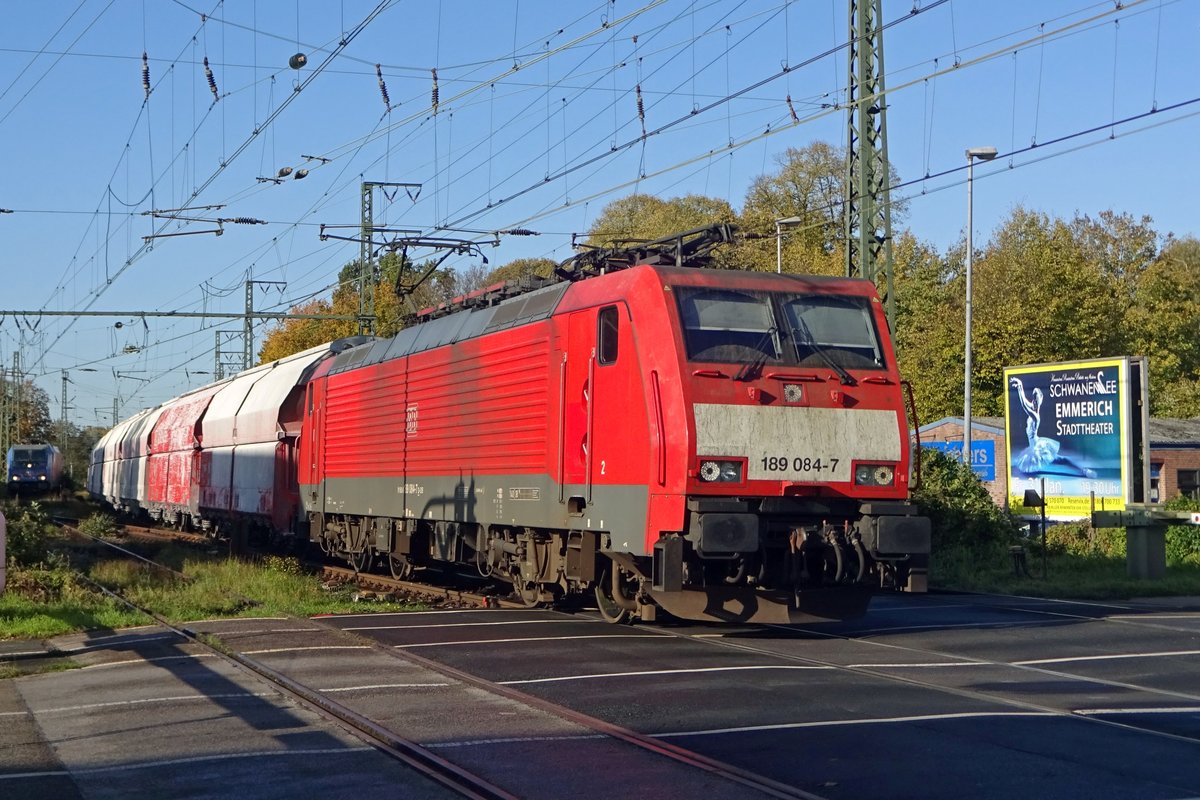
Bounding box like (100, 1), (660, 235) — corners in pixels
(301, 226), (929, 623)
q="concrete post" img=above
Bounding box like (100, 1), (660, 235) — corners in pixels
(1, 510), (6, 594)
(1126, 524), (1167, 580)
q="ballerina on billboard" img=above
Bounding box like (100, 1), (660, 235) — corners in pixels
(1010, 376), (1097, 478)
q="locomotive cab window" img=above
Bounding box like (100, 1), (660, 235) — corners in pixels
(677, 288), (780, 364)
(598, 305), (619, 365)
(782, 296), (885, 370)
(675, 286), (887, 371)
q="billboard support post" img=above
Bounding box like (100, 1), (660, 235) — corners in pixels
(1040, 478), (1047, 579)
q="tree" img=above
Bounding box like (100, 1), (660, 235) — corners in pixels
(586, 193), (737, 247)
(1, 378), (53, 444)
(258, 252), (469, 363)
(484, 257), (558, 284)
(1125, 236), (1200, 415)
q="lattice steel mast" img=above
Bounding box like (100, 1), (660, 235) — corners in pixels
(844, 0), (896, 326)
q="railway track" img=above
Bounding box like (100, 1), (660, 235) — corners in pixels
(56, 521), (817, 798)
(84, 518), (528, 611)
(58, 524), (519, 800)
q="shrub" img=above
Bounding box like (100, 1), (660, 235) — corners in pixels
(260, 554), (305, 576)
(912, 450), (1021, 553)
(78, 513), (118, 538)
(2, 501), (51, 566)
(1164, 495), (1200, 566)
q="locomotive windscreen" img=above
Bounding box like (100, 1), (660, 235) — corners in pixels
(13, 447), (47, 465)
(676, 287), (885, 370)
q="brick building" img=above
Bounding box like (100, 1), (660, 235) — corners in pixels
(914, 416), (1200, 508)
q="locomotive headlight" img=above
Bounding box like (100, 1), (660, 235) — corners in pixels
(854, 464), (896, 486)
(699, 460), (742, 483)
(39, 475), (46, 481)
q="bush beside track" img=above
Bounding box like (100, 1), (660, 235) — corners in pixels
(915, 450), (1200, 597)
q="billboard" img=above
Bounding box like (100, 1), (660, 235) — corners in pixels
(1005, 357), (1148, 520)
(921, 440), (996, 481)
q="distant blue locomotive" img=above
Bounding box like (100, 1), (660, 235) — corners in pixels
(6, 444), (65, 494)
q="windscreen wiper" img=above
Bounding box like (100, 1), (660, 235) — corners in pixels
(792, 317), (856, 385)
(734, 326), (779, 382)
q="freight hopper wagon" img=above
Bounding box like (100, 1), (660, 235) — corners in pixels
(6, 444), (64, 494)
(89, 340), (364, 541)
(304, 226), (930, 623)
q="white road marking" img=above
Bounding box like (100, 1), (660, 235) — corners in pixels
(1075, 706), (1200, 715)
(57, 634), (183, 652)
(1015, 649), (1200, 666)
(320, 609), (523, 619)
(499, 665), (832, 685)
(241, 646), (373, 655)
(344, 619), (579, 631)
(320, 683), (451, 692)
(397, 634), (651, 648)
(430, 734), (606, 748)
(845, 662), (982, 669)
(657, 711), (1053, 737)
(0, 747), (375, 780)
(186, 616), (290, 624)
(847, 620), (1064, 635)
(865, 604), (975, 613)
(198, 627), (323, 635)
(0, 693), (274, 716)
(80, 654), (217, 670)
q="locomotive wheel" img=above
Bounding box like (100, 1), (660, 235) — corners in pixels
(388, 554), (413, 580)
(517, 581), (543, 608)
(594, 563), (636, 624)
(346, 548), (372, 574)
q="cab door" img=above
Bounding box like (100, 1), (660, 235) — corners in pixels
(562, 305), (626, 506)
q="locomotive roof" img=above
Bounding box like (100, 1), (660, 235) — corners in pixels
(328, 280), (572, 375)
(327, 263), (881, 376)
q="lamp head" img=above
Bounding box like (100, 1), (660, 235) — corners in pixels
(966, 146), (998, 161)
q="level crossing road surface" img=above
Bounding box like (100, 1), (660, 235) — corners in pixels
(3, 591), (1200, 799)
(1, 616), (789, 799)
(322, 591), (1200, 800)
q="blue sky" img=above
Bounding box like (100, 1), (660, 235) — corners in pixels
(1, 0), (1197, 427)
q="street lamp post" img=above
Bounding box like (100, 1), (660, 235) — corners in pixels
(775, 216), (803, 274)
(963, 146), (998, 469)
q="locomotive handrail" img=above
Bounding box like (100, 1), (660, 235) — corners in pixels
(903, 379), (922, 490)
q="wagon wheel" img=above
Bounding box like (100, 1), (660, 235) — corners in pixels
(594, 562), (636, 624)
(388, 554), (413, 580)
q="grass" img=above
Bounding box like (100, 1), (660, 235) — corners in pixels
(1, 535), (427, 643)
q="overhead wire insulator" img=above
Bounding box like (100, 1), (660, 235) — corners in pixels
(203, 56), (219, 102)
(636, 84), (646, 137)
(142, 52), (151, 99)
(786, 94), (799, 124)
(376, 63), (391, 112)
(431, 68), (439, 114)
